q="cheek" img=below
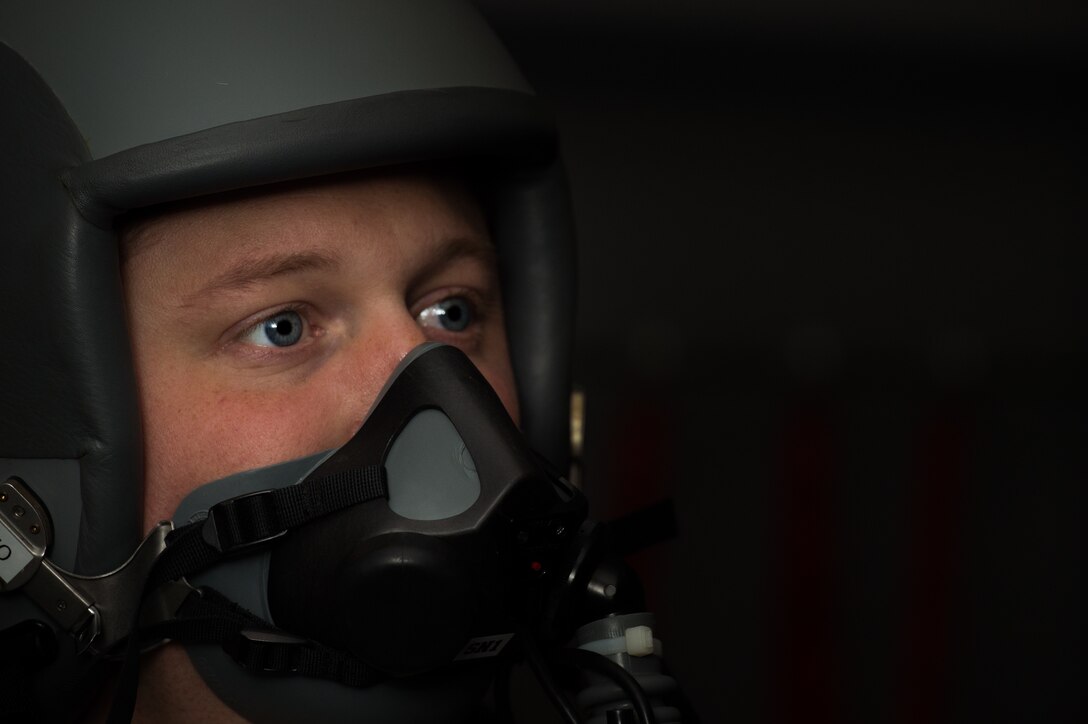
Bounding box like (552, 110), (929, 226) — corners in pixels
(140, 379), (364, 528)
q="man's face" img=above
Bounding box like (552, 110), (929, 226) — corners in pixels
(123, 171), (519, 529)
(117, 171), (519, 721)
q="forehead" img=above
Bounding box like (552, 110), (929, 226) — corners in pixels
(119, 169), (488, 263)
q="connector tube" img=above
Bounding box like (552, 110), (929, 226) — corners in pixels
(571, 613), (681, 724)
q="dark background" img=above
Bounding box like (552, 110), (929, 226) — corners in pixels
(473, 2), (1087, 722)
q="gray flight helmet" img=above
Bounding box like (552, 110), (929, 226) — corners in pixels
(0, 2), (575, 719)
(0, 0), (576, 582)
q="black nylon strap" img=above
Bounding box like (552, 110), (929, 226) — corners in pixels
(144, 586), (383, 689)
(204, 465), (388, 552)
(148, 465), (386, 590)
(108, 465), (387, 723)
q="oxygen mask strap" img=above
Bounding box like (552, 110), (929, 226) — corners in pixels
(138, 584), (384, 688)
(108, 463), (389, 723)
(151, 463), (388, 590)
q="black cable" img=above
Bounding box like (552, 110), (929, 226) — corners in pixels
(561, 648), (657, 724)
(0, 620), (58, 721)
(491, 660), (515, 724)
(522, 631), (580, 724)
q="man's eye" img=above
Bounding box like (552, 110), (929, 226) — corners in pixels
(417, 297), (473, 332)
(243, 309), (305, 347)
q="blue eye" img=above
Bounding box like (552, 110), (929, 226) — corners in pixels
(245, 309), (304, 347)
(418, 297), (473, 333)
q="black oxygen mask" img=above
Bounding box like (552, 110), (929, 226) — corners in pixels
(263, 341), (586, 676)
(160, 342), (588, 722)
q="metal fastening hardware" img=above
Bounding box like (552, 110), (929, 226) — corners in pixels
(0, 478), (51, 591)
(1, 478), (181, 654)
(0, 477), (100, 648)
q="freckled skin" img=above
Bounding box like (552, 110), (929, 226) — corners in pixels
(111, 172), (519, 723)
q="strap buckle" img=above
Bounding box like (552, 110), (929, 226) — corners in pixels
(226, 628), (309, 674)
(201, 489), (288, 554)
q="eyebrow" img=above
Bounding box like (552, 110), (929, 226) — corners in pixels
(409, 235), (498, 290)
(185, 250), (340, 304)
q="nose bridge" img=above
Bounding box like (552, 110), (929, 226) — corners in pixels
(329, 302), (429, 440)
(387, 306), (430, 363)
(359, 301), (430, 387)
